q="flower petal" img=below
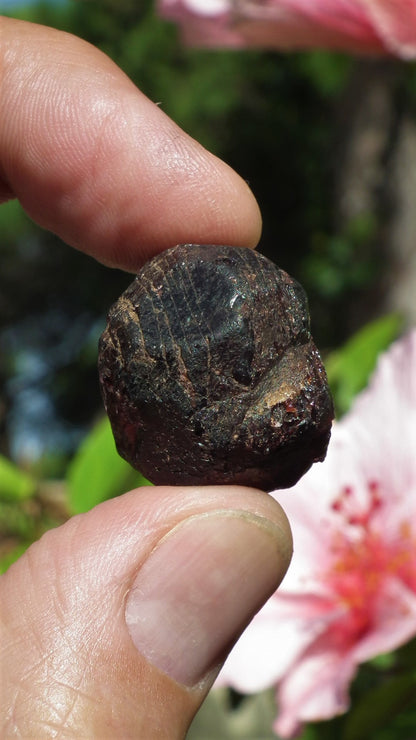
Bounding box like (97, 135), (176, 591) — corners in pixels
(275, 633), (357, 738)
(341, 329), (416, 526)
(216, 330), (416, 734)
(364, 0), (416, 58)
(353, 577), (416, 663)
(158, 0), (416, 57)
(217, 593), (338, 692)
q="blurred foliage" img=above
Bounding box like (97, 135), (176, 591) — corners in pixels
(188, 688), (278, 739)
(0, 455), (68, 573)
(0, 453), (36, 502)
(325, 313), (403, 417)
(344, 669), (416, 740)
(67, 416), (150, 514)
(304, 212), (379, 301)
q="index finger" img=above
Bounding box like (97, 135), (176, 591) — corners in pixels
(0, 17), (262, 272)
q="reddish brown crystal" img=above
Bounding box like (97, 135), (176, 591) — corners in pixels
(98, 244), (334, 491)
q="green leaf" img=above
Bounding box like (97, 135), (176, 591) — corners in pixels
(343, 671), (416, 740)
(0, 455), (37, 502)
(396, 635), (416, 670)
(369, 651), (396, 670)
(325, 314), (402, 416)
(67, 417), (151, 514)
(0, 543), (30, 575)
(188, 688), (278, 739)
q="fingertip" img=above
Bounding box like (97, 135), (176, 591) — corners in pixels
(98, 144), (263, 272)
(125, 508), (290, 687)
(0, 482), (290, 735)
(0, 17), (262, 271)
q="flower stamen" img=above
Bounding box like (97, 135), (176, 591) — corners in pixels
(325, 480), (416, 645)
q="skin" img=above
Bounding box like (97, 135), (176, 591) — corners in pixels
(0, 17), (292, 739)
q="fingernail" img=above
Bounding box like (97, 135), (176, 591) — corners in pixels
(125, 510), (288, 687)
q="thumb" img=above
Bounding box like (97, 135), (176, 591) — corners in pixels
(1, 484), (291, 738)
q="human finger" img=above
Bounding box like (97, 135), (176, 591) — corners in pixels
(0, 17), (262, 272)
(1, 484), (291, 737)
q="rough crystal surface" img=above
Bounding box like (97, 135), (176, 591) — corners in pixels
(98, 244), (334, 490)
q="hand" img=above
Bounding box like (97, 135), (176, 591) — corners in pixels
(0, 17), (292, 739)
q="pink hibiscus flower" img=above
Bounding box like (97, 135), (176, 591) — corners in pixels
(158, 0), (416, 59)
(217, 330), (416, 738)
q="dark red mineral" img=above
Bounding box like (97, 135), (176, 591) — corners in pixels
(98, 244), (334, 491)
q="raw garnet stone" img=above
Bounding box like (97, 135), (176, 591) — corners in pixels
(98, 244), (334, 491)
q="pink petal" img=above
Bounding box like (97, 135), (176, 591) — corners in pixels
(364, 0), (416, 57)
(218, 330), (416, 734)
(277, 330), (416, 561)
(272, 422), (381, 591)
(222, 1), (383, 54)
(352, 577), (416, 663)
(217, 593), (338, 692)
(274, 574), (416, 736)
(158, 0), (414, 55)
(340, 330), (416, 525)
(275, 634), (357, 738)
(255, 0), (384, 50)
(160, 0), (416, 58)
(158, 0), (244, 46)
